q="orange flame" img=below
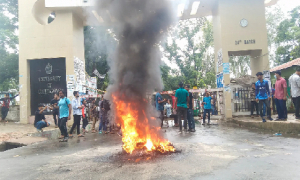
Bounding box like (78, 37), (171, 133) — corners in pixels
(112, 95), (175, 154)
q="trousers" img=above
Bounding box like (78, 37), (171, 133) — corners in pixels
(258, 99), (271, 119)
(275, 99), (287, 119)
(53, 111), (59, 125)
(177, 107), (187, 131)
(187, 109), (195, 129)
(203, 109), (211, 123)
(59, 117), (69, 138)
(70, 115), (81, 135)
(292, 96), (300, 118)
(251, 101), (259, 115)
(1, 107), (9, 120)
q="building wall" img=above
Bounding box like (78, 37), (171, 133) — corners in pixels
(213, 0), (270, 118)
(19, 0), (85, 124)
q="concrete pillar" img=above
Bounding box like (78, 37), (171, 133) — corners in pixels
(212, 0), (270, 119)
(19, 0), (85, 124)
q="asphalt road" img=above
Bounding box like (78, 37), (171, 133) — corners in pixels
(0, 122), (300, 180)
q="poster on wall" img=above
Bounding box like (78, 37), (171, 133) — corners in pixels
(223, 63), (230, 74)
(217, 49), (223, 67)
(217, 73), (224, 88)
(263, 70), (272, 92)
(30, 58), (66, 115)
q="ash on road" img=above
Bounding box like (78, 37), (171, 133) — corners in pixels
(0, 123), (299, 180)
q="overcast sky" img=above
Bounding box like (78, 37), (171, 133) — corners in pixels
(162, 0), (300, 72)
(278, 0), (300, 14)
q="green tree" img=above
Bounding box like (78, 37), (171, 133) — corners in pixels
(163, 18), (215, 90)
(275, 6), (300, 65)
(84, 26), (117, 91)
(265, 4), (284, 66)
(0, 0), (19, 91)
(229, 56), (250, 78)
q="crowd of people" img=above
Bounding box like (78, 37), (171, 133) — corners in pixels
(15, 69), (300, 141)
(33, 90), (113, 142)
(156, 82), (217, 133)
(251, 69), (300, 122)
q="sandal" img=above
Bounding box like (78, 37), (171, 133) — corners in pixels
(92, 130), (96, 133)
(58, 136), (64, 139)
(59, 139), (68, 142)
(78, 134), (84, 137)
(69, 135), (74, 138)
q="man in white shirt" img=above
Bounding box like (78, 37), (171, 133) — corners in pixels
(288, 68), (300, 119)
(69, 91), (84, 137)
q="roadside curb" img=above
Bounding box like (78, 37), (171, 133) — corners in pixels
(29, 128), (61, 140)
(229, 118), (300, 134)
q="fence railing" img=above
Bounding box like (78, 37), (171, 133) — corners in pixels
(232, 87), (251, 112)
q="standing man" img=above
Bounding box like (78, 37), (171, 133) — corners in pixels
(58, 90), (72, 142)
(289, 68), (300, 119)
(202, 91), (212, 125)
(250, 83), (259, 118)
(0, 93), (19, 123)
(101, 98), (111, 134)
(175, 82), (189, 132)
(156, 91), (167, 128)
(69, 91), (84, 137)
(90, 99), (98, 133)
(274, 71), (288, 121)
(185, 85), (195, 132)
(50, 93), (59, 128)
(98, 96), (105, 134)
(255, 72), (273, 122)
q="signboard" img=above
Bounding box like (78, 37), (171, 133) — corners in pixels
(30, 58), (66, 115)
(217, 49), (223, 67)
(217, 73), (224, 88)
(223, 63), (230, 74)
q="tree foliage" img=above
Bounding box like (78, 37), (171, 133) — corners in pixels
(275, 6), (300, 65)
(162, 18), (215, 90)
(0, 0), (19, 91)
(84, 26), (117, 91)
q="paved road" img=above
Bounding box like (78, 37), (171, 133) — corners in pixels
(0, 122), (300, 180)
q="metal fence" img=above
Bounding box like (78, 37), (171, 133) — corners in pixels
(232, 87), (251, 112)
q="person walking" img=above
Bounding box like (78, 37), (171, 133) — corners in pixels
(98, 96), (105, 134)
(156, 91), (167, 128)
(185, 85), (195, 132)
(90, 99), (98, 133)
(202, 91), (212, 125)
(101, 98), (111, 134)
(81, 99), (89, 134)
(0, 93), (19, 123)
(50, 93), (59, 128)
(58, 90), (72, 142)
(250, 83), (259, 118)
(255, 72), (273, 122)
(69, 91), (84, 138)
(274, 71), (288, 121)
(289, 68), (300, 119)
(175, 82), (189, 132)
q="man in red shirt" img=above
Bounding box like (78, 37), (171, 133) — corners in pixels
(274, 71), (287, 121)
(0, 93), (19, 123)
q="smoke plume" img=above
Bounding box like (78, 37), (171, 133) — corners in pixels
(95, 1), (175, 117)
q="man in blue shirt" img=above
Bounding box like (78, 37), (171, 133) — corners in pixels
(175, 82), (189, 132)
(156, 91), (167, 127)
(203, 91), (212, 125)
(58, 90), (72, 142)
(255, 72), (273, 122)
